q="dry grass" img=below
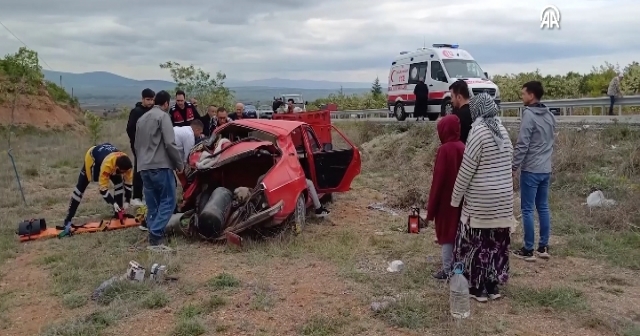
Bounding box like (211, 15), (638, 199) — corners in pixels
(0, 117), (638, 336)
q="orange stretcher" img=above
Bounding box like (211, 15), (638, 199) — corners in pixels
(17, 216), (142, 242)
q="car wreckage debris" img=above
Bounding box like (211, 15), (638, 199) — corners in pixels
(198, 187), (234, 239)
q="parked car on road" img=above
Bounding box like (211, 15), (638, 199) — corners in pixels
(257, 105), (273, 119)
(243, 104), (258, 118)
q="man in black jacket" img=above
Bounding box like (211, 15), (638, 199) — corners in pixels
(201, 104), (218, 137)
(449, 80), (472, 144)
(170, 90), (201, 127)
(272, 97), (284, 112)
(126, 88), (155, 206)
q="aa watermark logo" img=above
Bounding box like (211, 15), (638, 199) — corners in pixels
(540, 5), (560, 30)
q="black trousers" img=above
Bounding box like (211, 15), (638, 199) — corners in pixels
(64, 167), (124, 222)
(608, 95), (615, 116)
(133, 153), (143, 199)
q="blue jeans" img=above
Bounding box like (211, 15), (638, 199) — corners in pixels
(520, 171), (551, 250)
(141, 168), (176, 244)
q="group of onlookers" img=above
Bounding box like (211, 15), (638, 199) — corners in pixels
(272, 97), (302, 113)
(427, 79), (556, 302)
(124, 89), (248, 249)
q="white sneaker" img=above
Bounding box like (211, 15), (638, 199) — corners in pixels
(130, 199), (145, 207)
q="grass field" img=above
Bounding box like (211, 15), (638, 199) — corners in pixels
(0, 118), (639, 336)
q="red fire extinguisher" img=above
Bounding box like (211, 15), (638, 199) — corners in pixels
(407, 206), (421, 234)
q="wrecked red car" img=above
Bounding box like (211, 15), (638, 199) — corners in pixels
(177, 116), (361, 241)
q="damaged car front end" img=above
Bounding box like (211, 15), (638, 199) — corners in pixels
(177, 136), (285, 242)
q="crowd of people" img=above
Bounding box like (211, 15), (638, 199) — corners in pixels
(427, 80), (556, 302)
(60, 89), (258, 251)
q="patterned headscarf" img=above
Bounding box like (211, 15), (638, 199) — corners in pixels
(469, 92), (504, 144)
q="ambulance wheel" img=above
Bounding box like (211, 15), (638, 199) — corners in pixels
(440, 99), (453, 117)
(394, 103), (407, 121)
(427, 114), (439, 121)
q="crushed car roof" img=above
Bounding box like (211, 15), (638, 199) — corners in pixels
(228, 119), (306, 136)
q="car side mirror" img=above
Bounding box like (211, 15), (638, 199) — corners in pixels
(484, 72), (489, 78)
(305, 101), (309, 105)
(323, 143), (333, 151)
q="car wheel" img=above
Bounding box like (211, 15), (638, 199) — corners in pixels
(394, 103), (407, 121)
(292, 194), (306, 235)
(440, 99), (453, 117)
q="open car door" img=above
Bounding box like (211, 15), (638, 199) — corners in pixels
(304, 125), (361, 194)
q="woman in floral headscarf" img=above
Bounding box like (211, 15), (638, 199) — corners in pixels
(450, 93), (516, 303)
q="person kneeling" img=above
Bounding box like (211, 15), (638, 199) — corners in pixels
(61, 143), (133, 228)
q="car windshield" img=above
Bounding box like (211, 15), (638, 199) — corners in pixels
(442, 59), (487, 79)
(283, 96), (303, 104)
(244, 105), (256, 111)
(258, 105), (271, 111)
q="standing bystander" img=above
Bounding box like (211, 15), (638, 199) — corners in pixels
(607, 73), (624, 116)
(449, 80), (472, 144)
(135, 90), (184, 250)
(512, 81), (556, 261)
(126, 88), (155, 206)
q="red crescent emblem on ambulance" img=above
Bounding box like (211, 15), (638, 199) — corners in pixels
(442, 50), (454, 58)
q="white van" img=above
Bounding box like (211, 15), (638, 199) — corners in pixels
(387, 44), (501, 121)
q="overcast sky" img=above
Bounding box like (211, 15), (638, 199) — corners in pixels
(0, 0), (638, 82)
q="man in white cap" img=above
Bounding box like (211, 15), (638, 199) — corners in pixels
(607, 73), (624, 115)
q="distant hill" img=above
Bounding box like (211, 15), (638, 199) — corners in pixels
(42, 70), (372, 107)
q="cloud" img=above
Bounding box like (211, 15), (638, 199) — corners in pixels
(0, 0), (639, 82)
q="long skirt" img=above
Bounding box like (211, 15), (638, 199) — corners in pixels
(453, 218), (510, 289)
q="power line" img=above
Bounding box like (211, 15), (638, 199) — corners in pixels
(0, 19), (53, 70)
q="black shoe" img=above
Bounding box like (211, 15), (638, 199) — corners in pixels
(512, 247), (536, 262)
(315, 207), (330, 218)
(432, 270), (448, 280)
(486, 283), (502, 300)
(536, 246), (550, 259)
(469, 287), (488, 303)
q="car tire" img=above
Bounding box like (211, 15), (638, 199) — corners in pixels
(394, 103), (407, 121)
(440, 99), (453, 117)
(292, 194), (306, 235)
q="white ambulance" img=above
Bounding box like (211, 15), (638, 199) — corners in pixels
(387, 44), (501, 121)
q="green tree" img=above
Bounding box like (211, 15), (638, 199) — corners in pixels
(159, 61), (234, 109)
(371, 77), (383, 97)
(0, 47), (43, 95)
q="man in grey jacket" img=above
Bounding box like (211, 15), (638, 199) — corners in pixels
(512, 81), (556, 262)
(135, 90), (184, 249)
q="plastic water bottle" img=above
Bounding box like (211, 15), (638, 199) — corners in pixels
(449, 263), (470, 319)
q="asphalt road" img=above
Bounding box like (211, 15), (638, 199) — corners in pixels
(334, 115), (640, 124)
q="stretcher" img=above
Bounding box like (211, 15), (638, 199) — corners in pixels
(17, 208), (146, 243)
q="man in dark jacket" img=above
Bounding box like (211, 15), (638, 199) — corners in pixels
(126, 88), (155, 206)
(201, 104), (218, 137)
(449, 80), (472, 144)
(272, 97), (284, 112)
(169, 90), (201, 127)
(413, 77), (429, 121)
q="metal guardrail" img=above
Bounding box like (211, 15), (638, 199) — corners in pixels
(329, 95), (640, 119)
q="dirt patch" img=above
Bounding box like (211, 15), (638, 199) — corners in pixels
(0, 82), (83, 130)
(0, 253), (73, 336)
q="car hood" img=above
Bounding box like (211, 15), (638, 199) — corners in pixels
(189, 140), (280, 170)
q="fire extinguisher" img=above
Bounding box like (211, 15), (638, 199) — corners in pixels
(407, 206), (421, 234)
